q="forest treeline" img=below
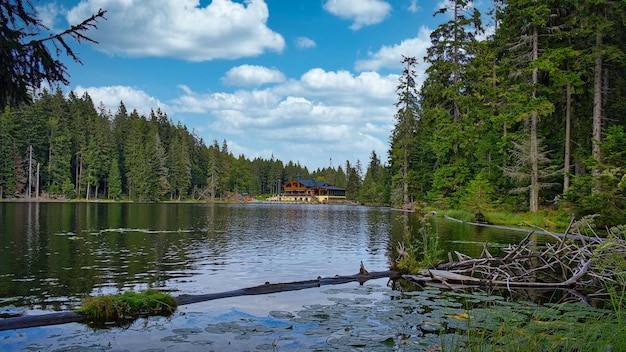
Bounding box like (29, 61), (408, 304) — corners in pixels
(387, 0), (625, 226)
(1, 0), (625, 227)
(0, 89), (383, 203)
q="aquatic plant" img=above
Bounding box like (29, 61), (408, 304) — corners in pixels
(449, 299), (626, 352)
(393, 212), (443, 273)
(76, 289), (177, 325)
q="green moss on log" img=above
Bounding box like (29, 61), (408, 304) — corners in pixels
(76, 289), (177, 324)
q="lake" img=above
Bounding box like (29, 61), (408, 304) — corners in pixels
(0, 202), (527, 351)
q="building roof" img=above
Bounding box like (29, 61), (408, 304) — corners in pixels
(289, 179), (344, 191)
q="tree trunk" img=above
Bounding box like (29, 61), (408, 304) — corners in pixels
(28, 145), (32, 198)
(76, 154), (83, 198)
(564, 83), (572, 193)
(592, 31), (603, 176)
(529, 25), (539, 212)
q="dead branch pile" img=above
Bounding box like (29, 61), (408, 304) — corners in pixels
(404, 217), (626, 293)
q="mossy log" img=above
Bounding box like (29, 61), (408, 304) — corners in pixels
(0, 270), (399, 331)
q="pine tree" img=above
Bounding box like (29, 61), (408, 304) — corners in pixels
(345, 161), (361, 201)
(497, 0), (556, 211)
(0, 1), (105, 107)
(0, 107), (16, 197)
(206, 140), (220, 201)
(43, 89), (73, 197)
(168, 131), (191, 200)
(107, 155), (122, 200)
(360, 150), (388, 205)
(419, 0), (484, 206)
(153, 132), (169, 198)
(389, 56), (419, 207)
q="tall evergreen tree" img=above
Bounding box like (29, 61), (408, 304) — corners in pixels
(389, 56), (419, 207)
(168, 131), (191, 200)
(206, 140), (220, 201)
(345, 161), (360, 201)
(497, 0), (556, 211)
(0, 107), (16, 197)
(418, 0), (484, 206)
(153, 132), (169, 198)
(43, 89), (73, 197)
(107, 155), (122, 200)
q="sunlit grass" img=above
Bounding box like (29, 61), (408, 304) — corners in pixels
(434, 208), (572, 230)
(483, 210), (572, 230)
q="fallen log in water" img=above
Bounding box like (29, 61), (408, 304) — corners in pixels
(177, 269), (398, 305)
(443, 215), (603, 243)
(0, 270), (399, 332)
(0, 311), (87, 332)
(404, 260), (592, 290)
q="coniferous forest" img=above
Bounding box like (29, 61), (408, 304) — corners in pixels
(1, 0), (625, 227)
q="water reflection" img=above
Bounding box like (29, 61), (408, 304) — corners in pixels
(0, 203), (396, 311)
(0, 202), (527, 312)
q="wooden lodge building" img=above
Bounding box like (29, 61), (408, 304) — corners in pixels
(278, 178), (346, 203)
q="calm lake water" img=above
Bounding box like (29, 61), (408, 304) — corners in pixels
(0, 202), (526, 351)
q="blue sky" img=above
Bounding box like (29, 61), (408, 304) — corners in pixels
(37, 0), (480, 171)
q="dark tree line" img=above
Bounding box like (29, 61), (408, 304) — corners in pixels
(0, 89), (387, 202)
(388, 0), (626, 226)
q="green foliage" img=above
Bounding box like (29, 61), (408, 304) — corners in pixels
(76, 289), (177, 325)
(0, 107), (17, 197)
(107, 156), (122, 200)
(393, 212), (443, 273)
(359, 151), (390, 205)
(565, 126), (626, 226)
(592, 225), (626, 313)
(389, 56), (420, 207)
(457, 301), (626, 352)
(4, 1), (626, 219)
(458, 173), (496, 213)
(377, 0), (626, 223)
(0, 1), (106, 107)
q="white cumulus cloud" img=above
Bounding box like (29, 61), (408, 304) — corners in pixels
(323, 0), (391, 30)
(354, 26), (432, 75)
(295, 36), (316, 49)
(66, 0), (285, 61)
(73, 85), (168, 116)
(408, 0), (421, 13)
(169, 67), (398, 168)
(222, 65), (286, 86)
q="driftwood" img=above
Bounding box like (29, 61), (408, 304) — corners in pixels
(404, 216), (623, 292)
(405, 260), (591, 289)
(0, 269), (399, 332)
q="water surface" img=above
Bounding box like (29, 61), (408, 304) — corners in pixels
(0, 202), (527, 350)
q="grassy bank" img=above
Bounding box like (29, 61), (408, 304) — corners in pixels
(435, 208), (574, 231)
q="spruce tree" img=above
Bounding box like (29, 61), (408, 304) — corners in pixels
(389, 56), (419, 207)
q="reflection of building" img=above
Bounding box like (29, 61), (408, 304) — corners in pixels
(280, 178), (346, 203)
